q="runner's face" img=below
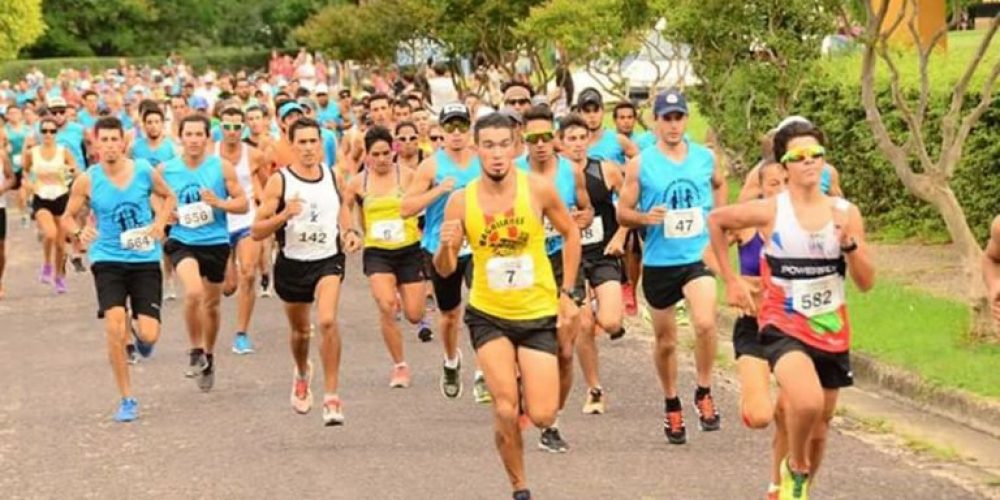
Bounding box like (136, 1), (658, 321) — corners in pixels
(367, 140), (393, 173)
(40, 122), (57, 145)
(6, 107), (21, 124)
(396, 126), (419, 157)
(476, 127), (515, 182)
(560, 126), (589, 162)
(369, 99), (390, 125)
(760, 164), (788, 198)
(221, 114), (244, 143)
(656, 112), (687, 145)
(581, 104), (603, 130)
(84, 94), (98, 111)
(292, 127), (321, 167)
(247, 111), (267, 134)
(96, 128), (124, 162)
(412, 111), (429, 134)
(783, 136), (823, 188)
(143, 114), (163, 139)
(171, 100), (188, 120)
(441, 119), (470, 152)
(180, 122), (208, 156)
(524, 119), (555, 164)
(614, 109), (636, 134)
(317, 94), (329, 107)
(393, 106), (411, 123)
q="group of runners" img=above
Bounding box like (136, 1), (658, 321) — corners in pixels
(4, 61), (999, 500)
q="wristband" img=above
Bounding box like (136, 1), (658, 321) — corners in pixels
(841, 238), (858, 254)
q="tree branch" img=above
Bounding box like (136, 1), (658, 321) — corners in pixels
(943, 46), (1000, 177)
(941, 13), (999, 154)
(874, 34), (936, 173)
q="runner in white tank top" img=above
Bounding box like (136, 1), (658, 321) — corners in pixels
(251, 118), (362, 427)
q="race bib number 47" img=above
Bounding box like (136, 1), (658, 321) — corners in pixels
(120, 226), (155, 252)
(178, 202), (214, 229)
(664, 208), (704, 238)
(792, 275), (844, 318)
(486, 255), (534, 291)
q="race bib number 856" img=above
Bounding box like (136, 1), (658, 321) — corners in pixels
(178, 202), (214, 229)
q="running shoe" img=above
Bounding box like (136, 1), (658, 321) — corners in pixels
(622, 282), (638, 316)
(538, 427), (569, 453)
(164, 280), (177, 301)
(425, 294), (437, 313)
(766, 483), (780, 500)
(291, 361), (314, 414)
(114, 397), (139, 422)
(416, 319), (433, 343)
(642, 306), (652, 325)
(131, 320), (154, 358)
(54, 276), (67, 294)
(185, 349), (207, 378)
(512, 489), (532, 500)
(20, 214), (29, 229)
(440, 359), (462, 399)
(390, 364), (412, 388)
(779, 457), (810, 500)
(663, 408), (687, 445)
(232, 333), (255, 355)
(695, 391), (721, 431)
(676, 300), (691, 327)
(322, 396), (345, 426)
(259, 274), (271, 298)
(71, 256), (86, 273)
(582, 387), (606, 415)
(126, 344), (139, 365)
(197, 356), (215, 392)
(473, 371), (492, 405)
(38, 264), (53, 284)
(609, 326), (626, 341)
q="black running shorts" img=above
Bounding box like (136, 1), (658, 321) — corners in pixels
(759, 325), (853, 389)
(92, 262), (163, 321)
(363, 243), (425, 284)
(31, 193), (69, 217)
(642, 261), (714, 310)
(274, 253), (345, 303)
(164, 239), (231, 284)
(581, 253), (622, 289)
(465, 306), (558, 356)
(732, 315), (767, 361)
(424, 250), (472, 312)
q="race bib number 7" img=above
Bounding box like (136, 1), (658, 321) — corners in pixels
(486, 255), (534, 291)
(792, 275), (844, 317)
(664, 208), (704, 238)
(120, 226), (155, 252)
(177, 202), (214, 229)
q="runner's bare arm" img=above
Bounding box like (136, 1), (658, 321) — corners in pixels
(616, 156), (662, 228)
(602, 161), (629, 254)
(433, 190), (466, 277)
(400, 158), (447, 217)
(210, 159), (249, 214)
(707, 199), (775, 286)
(536, 175), (581, 291)
(984, 216), (1000, 321)
(337, 170), (362, 253)
(840, 204), (875, 292)
(0, 156), (13, 195)
(711, 154), (727, 209)
(149, 168), (177, 237)
(61, 174), (92, 241)
(570, 165), (593, 228)
(251, 173), (289, 241)
(64, 148), (79, 178)
(738, 164), (763, 203)
(249, 148), (267, 204)
(618, 133), (639, 159)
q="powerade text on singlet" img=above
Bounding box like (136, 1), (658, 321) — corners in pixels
(88, 160), (162, 264)
(637, 139), (715, 266)
(421, 149), (481, 254)
(161, 155), (230, 246)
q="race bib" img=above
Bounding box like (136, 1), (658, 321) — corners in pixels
(486, 255), (535, 291)
(292, 222), (332, 247)
(458, 237), (472, 257)
(664, 208), (704, 238)
(371, 219), (404, 243)
(120, 226), (155, 252)
(177, 202), (214, 229)
(791, 275), (844, 317)
(12, 154), (22, 169)
(581, 215), (604, 245)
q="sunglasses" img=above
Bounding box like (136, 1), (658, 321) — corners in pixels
(397, 136), (418, 143)
(51, 109), (67, 115)
(430, 135), (445, 142)
(339, 92), (351, 99)
(442, 122), (469, 134)
(780, 145), (826, 164)
(40, 128), (58, 135)
(524, 131), (555, 145)
(505, 98), (531, 106)
(222, 123), (243, 131)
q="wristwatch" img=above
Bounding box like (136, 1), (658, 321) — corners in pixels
(840, 238), (859, 254)
(561, 287), (586, 307)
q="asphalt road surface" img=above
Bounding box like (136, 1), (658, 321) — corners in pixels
(0, 224), (980, 499)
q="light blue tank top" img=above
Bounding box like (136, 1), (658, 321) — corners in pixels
(5, 124), (28, 172)
(88, 160), (163, 264)
(132, 136), (176, 167)
(515, 155), (577, 255)
(637, 140), (716, 266)
(421, 149), (481, 254)
(587, 129), (625, 165)
(161, 155), (230, 246)
(820, 166), (832, 194)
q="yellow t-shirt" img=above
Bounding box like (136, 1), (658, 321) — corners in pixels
(361, 169), (421, 250)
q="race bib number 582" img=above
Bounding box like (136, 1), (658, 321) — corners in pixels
(791, 275), (844, 317)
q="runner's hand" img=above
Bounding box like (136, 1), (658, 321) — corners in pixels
(725, 277), (757, 316)
(200, 188), (220, 208)
(832, 200), (852, 247)
(283, 194), (304, 220)
(557, 294), (580, 329)
(148, 223), (166, 242)
(79, 225), (98, 246)
(604, 230), (626, 256)
(440, 219), (463, 250)
(571, 209), (593, 229)
(342, 230), (362, 254)
(644, 206), (667, 226)
(437, 176), (456, 194)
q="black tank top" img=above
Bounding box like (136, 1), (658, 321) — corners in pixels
(583, 157), (618, 256)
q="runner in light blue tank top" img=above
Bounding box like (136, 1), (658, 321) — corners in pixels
(161, 154), (230, 246)
(88, 159), (163, 263)
(422, 148), (481, 254)
(588, 129), (626, 165)
(637, 138), (716, 267)
(132, 135), (176, 167)
(515, 155), (577, 255)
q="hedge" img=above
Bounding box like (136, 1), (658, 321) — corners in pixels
(0, 49), (271, 82)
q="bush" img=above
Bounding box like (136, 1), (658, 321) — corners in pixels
(0, 48), (271, 82)
(793, 73), (1000, 243)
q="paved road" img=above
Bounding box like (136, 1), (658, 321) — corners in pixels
(0, 223), (980, 499)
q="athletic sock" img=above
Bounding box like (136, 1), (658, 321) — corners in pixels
(444, 353), (460, 369)
(665, 397), (682, 412)
(695, 386), (711, 400)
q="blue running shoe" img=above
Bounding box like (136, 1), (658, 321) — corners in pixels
(114, 398), (138, 422)
(129, 317), (154, 358)
(232, 333), (255, 355)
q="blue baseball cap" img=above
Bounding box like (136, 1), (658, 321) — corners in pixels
(653, 89), (687, 117)
(189, 95), (209, 110)
(278, 101), (304, 120)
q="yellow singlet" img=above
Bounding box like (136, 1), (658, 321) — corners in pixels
(466, 169), (558, 320)
(362, 168), (421, 250)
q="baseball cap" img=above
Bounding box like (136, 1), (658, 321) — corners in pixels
(498, 106), (524, 126)
(773, 115), (811, 133)
(653, 89), (688, 117)
(47, 96), (68, 109)
(297, 97), (318, 112)
(189, 96), (209, 110)
(531, 95), (550, 107)
(278, 101), (304, 120)
(315, 84), (329, 95)
(439, 103), (470, 123)
(578, 88), (603, 108)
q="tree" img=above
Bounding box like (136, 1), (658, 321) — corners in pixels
(860, 0), (1000, 339)
(295, 0), (436, 64)
(657, 0), (840, 169)
(0, 0), (46, 60)
(24, 0), (160, 57)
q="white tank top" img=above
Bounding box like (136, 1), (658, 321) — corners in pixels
(280, 165), (341, 261)
(216, 143), (256, 231)
(31, 146), (70, 200)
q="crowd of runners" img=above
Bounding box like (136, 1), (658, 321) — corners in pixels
(2, 57), (999, 500)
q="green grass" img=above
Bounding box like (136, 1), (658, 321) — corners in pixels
(847, 281), (1000, 399)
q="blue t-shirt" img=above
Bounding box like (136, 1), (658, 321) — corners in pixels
(318, 104), (342, 129)
(632, 131), (656, 151)
(637, 140), (716, 267)
(77, 109), (98, 129)
(87, 160), (163, 264)
(514, 156), (577, 255)
(321, 128), (338, 167)
(132, 136), (177, 167)
(55, 122), (87, 168)
(161, 155), (230, 246)
(588, 129), (626, 165)
(422, 150), (481, 254)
